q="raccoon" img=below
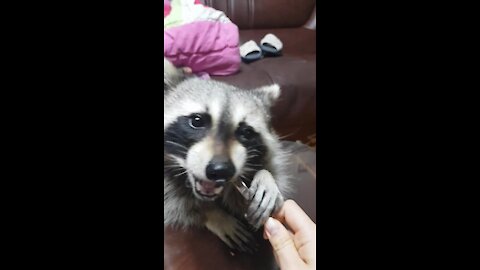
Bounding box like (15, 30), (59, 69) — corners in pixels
(164, 59), (291, 252)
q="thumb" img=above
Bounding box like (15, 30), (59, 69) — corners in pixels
(265, 217), (304, 269)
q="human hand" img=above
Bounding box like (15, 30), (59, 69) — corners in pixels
(181, 67), (192, 74)
(263, 200), (316, 270)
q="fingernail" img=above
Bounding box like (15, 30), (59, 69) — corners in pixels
(265, 217), (279, 238)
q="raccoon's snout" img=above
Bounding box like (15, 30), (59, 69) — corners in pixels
(206, 156), (236, 183)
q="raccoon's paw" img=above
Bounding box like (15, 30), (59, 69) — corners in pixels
(205, 212), (258, 253)
(246, 169), (284, 230)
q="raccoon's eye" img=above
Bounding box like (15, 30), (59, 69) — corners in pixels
(188, 114), (207, 129)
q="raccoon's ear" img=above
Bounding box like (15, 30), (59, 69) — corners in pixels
(164, 58), (186, 92)
(254, 84), (281, 107)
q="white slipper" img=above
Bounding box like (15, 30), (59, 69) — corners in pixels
(240, 40), (263, 63)
(260, 33), (283, 56)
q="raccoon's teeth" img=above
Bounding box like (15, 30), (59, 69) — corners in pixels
(195, 181), (202, 191)
(214, 186), (224, 195)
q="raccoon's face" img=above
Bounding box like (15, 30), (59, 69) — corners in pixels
(164, 78), (280, 201)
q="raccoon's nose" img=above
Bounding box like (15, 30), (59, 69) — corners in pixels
(206, 159), (236, 181)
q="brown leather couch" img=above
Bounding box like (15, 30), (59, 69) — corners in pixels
(164, 2), (316, 269)
(208, 0), (317, 144)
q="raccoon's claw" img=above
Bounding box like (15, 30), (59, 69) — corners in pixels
(205, 211), (257, 253)
(222, 219), (258, 253)
(246, 170), (284, 230)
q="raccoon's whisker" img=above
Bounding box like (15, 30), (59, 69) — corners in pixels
(170, 150), (188, 156)
(164, 164), (184, 169)
(167, 148), (188, 154)
(244, 162), (262, 168)
(174, 170), (188, 177)
(168, 163), (193, 178)
(165, 158), (183, 167)
(166, 167), (185, 173)
(244, 163), (262, 168)
(165, 131), (189, 140)
(165, 141), (189, 150)
(241, 168), (259, 175)
(165, 149), (188, 156)
(164, 167), (182, 170)
(165, 154), (189, 166)
(240, 173), (250, 179)
(277, 131), (297, 140)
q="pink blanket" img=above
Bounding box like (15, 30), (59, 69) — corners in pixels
(164, 0), (240, 76)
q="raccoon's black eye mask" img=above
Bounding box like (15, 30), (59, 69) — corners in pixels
(235, 122), (262, 147)
(164, 113), (212, 159)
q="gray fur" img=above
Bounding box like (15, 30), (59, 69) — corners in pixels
(164, 58), (190, 91)
(164, 58), (292, 252)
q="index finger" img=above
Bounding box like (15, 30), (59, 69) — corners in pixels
(273, 200), (315, 233)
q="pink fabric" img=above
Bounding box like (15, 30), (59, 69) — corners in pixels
(164, 0), (171, 18)
(164, 21), (240, 76)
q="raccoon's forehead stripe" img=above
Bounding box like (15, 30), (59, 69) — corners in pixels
(215, 110), (233, 142)
(207, 97), (225, 128)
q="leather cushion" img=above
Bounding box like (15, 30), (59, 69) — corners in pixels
(203, 0), (316, 29)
